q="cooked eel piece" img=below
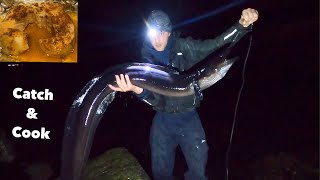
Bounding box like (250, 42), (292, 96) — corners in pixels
(0, 29), (29, 55)
(0, 1), (75, 57)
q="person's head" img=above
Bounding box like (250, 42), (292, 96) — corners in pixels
(146, 10), (172, 51)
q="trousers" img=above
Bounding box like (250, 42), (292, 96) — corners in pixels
(150, 109), (208, 180)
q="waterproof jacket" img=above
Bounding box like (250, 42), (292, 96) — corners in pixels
(136, 22), (252, 113)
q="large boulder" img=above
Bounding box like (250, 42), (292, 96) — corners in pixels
(81, 147), (150, 180)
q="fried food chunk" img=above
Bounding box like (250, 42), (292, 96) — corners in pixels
(0, 30), (29, 55)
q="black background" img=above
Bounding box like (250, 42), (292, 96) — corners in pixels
(0, 0), (318, 179)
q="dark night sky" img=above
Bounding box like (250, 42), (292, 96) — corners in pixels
(0, 0), (318, 179)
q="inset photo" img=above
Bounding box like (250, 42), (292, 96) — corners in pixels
(0, 0), (78, 63)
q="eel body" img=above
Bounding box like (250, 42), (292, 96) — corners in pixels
(60, 53), (238, 180)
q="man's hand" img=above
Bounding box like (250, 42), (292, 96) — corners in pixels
(108, 74), (144, 94)
(239, 8), (259, 27)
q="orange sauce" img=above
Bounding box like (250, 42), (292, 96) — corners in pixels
(17, 11), (78, 63)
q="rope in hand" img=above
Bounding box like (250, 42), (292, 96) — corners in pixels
(225, 25), (253, 180)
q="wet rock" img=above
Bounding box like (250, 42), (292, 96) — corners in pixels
(0, 128), (15, 163)
(237, 152), (319, 180)
(81, 147), (150, 180)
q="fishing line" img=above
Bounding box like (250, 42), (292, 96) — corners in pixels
(225, 25), (253, 180)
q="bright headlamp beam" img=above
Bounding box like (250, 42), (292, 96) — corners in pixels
(173, 0), (247, 29)
(148, 28), (157, 37)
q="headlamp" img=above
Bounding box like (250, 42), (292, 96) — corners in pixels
(147, 28), (157, 38)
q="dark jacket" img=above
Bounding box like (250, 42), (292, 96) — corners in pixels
(136, 22), (252, 113)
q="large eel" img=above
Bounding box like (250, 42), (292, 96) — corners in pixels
(60, 49), (239, 180)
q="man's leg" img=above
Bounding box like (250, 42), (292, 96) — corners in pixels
(150, 112), (177, 180)
(179, 111), (208, 180)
